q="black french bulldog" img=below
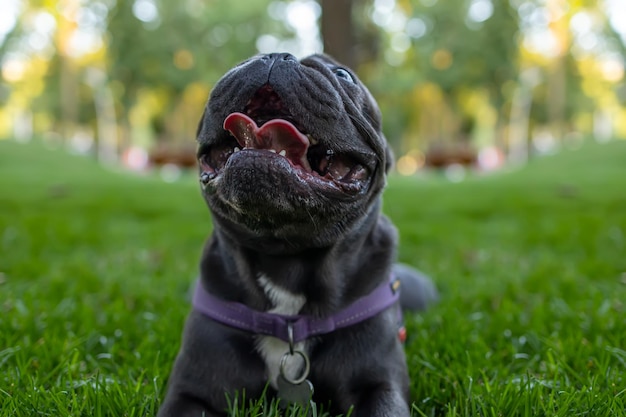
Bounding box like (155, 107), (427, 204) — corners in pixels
(158, 53), (437, 417)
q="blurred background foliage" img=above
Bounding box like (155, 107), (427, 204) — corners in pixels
(1, 0), (625, 173)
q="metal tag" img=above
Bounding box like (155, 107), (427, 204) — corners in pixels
(277, 374), (317, 415)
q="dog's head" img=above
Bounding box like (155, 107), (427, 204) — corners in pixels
(196, 53), (391, 252)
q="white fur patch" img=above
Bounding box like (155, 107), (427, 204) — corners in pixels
(255, 274), (308, 388)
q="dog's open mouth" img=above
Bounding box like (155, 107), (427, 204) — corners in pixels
(199, 85), (370, 193)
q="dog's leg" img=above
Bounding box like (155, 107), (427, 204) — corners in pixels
(157, 396), (220, 417)
(158, 312), (267, 417)
(353, 388), (410, 417)
(393, 263), (438, 311)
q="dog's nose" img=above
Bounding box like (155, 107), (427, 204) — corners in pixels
(263, 52), (297, 63)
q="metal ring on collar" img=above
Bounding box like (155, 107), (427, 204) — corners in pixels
(279, 350), (310, 385)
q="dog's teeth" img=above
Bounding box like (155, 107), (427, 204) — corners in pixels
(308, 135), (318, 145)
(279, 150), (286, 157)
(269, 149), (276, 153)
(234, 147), (240, 152)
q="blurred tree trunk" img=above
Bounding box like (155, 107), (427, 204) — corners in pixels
(547, 57), (566, 141)
(508, 68), (541, 163)
(57, 1), (79, 142)
(547, 0), (569, 142)
(320, 0), (355, 68)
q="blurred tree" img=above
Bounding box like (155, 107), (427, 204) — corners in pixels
(320, 0), (385, 69)
(105, 0), (275, 149)
(1, 0), (624, 166)
(321, 0), (356, 68)
(363, 0), (520, 155)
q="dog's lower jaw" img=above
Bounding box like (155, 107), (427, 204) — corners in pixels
(204, 192), (385, 257)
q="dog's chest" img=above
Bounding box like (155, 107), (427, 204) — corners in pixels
(255, 275), (308, 388)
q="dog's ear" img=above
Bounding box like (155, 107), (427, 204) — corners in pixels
(196, 106), (208, 139)
(384, 138), (394, 174)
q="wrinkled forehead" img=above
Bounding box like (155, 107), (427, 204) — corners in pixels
(299, 54), (355, 78)
(301, 53), (338, 66)
(300, 54), (381, 123)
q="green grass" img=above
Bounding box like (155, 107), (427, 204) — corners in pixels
(1, 138), (625, 416)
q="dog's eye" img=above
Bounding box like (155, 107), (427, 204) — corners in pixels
(333, 68), (355, 84)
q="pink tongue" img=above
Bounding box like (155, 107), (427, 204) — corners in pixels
(224, 112), (311, 171)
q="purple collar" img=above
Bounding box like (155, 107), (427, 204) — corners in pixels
(192, 277), (400, 343)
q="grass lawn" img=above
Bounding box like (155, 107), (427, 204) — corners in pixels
(1, 138), (625, 416)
